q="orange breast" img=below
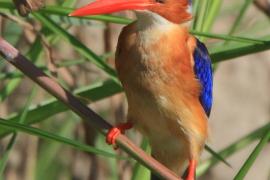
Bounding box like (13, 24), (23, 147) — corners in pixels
(115, 22), (208, 173)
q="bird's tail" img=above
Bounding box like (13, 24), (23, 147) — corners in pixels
(149, 155), (191, 180)
(150, 167), (195, 180)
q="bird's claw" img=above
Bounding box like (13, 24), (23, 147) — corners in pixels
(106, 122), (133, 149)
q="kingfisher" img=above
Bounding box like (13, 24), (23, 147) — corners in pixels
(70, 0), (213, 179)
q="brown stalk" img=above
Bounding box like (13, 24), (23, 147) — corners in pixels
(0, 36), (180, 180)
(13, 0), (45, 16)
(254, 0), (270, 17)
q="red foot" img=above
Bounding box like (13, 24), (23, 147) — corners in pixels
(106, 122), (133, 147)
(185, 160), (196, 180)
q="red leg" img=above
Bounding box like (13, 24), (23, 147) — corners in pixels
(185, 159), (196, 180)
(106, 122), (133, 147)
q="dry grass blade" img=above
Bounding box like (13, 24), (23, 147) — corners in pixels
(13, 0), (45, 16)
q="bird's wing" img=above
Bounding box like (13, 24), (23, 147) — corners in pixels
(193, 39), (213, 117)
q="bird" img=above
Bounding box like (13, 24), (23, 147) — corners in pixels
(70, 0), (213, 179)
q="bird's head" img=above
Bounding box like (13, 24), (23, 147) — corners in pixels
(70, 0), (192, 24)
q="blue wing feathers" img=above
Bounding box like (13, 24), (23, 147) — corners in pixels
(193, 39), (213, 117)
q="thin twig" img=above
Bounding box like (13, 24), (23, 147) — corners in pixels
(0, 13), (58, 77)
(0, 36), (180, 180)
(0, 13), (34, 31)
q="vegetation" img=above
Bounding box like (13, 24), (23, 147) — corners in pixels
(0, 0), (270, 179)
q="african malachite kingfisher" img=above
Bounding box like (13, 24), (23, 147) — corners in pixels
(70, 0), (213, 179)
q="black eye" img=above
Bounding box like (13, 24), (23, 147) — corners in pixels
(156, 0), (165, 3)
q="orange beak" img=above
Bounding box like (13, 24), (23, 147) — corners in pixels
(69, 0), (154, 16)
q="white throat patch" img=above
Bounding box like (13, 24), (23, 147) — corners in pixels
(135, 11), (174, 31)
